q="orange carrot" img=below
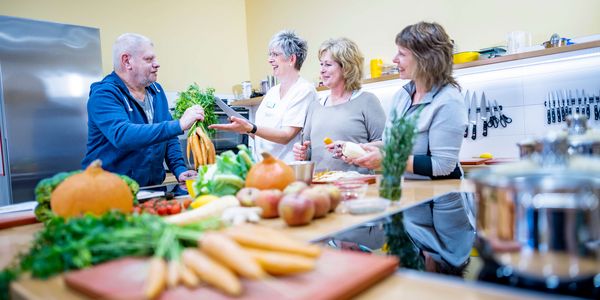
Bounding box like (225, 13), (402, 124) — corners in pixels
(182, 248), (242, 296)
(200, 232), (266, 279)
(144, 257), (167, 299)
(224, 224), (322, 257)
(179, 263), (200, 288)
(166, 259), (180, 289)
(244, 247), (316, 275)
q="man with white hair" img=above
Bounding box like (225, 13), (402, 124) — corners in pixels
(82, 33), (204, 187)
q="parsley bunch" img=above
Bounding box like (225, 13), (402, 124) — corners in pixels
(173, 84), (217, 137)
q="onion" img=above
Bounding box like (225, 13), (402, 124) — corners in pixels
(245, 152), (295, 190)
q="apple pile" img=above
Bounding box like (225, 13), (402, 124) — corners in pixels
(235, 181), (341, 227)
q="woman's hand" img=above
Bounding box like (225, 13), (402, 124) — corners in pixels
(344, 144), (382, 170)
(293, 141), (311, 161)
(326, 141), (345, 159)
(208, 116), (252, 134)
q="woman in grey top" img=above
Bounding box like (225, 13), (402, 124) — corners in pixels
(292, 38), (385, 173)
(346, 22), (468, 179)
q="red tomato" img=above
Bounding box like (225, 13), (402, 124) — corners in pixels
(145, 208), (156, 215)
(133, 207), (142, 214)
(143, 201), (154, 208)
(169, 204), (181, 215)
(157, 206), (168, 216)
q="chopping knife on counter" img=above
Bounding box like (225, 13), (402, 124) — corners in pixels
(469, 92), (478, 140)
(480, 92), (489, 137)
(595, 90), (599, 121)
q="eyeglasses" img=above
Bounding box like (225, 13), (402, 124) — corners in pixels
(268, 51), (284, 58)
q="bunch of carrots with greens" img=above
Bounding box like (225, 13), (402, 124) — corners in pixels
(173, 84), (218, 169)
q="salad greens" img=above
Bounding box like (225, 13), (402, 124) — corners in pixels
(194, 145), (254, 196)
(173, 84), (217, 137)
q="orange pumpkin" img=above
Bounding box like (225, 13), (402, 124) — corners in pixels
(50, 160), (133, 218)
(245, 152), (295, 190)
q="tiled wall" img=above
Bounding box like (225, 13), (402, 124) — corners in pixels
(321, 46), (600, 160)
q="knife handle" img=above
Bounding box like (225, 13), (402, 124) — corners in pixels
(557, 108), (561, 123)
(562, 107), (567, 121)
(471, 124), (477, 140)
(551, 108), (555, 123)
(595, 105), (599, 120)
(586, 105), (591, 119)
(482, 121), (488, 137)
(464, 126), (468, 138)
(547, 109), (551, 124)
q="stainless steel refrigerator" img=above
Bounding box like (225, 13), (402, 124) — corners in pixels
(0, 16), (102, 206)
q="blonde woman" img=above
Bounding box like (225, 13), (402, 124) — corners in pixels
(293, 37), (385, 173)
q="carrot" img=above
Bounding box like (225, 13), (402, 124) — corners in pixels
(197, 127), (216, 164)
(182, 248), (242, 296)
(186, 136), (192, 165)
(243, 247), (316, 275)
(179, 263), (200, 288)
(144, 257), (167, 299)
(193, 132), (205, 166)
(166, 259), (180, 289)
(200, 232), (266, 279)
(224, 224), (322, 257)
(189, 135), (198, 169)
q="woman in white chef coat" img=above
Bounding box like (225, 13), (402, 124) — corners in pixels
(210, 30), (317, 162)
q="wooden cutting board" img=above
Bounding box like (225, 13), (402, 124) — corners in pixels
(64, 249), (399, 300)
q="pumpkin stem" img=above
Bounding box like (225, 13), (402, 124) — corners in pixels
(86, 159), (104, 176)
(88, 159), (103, 168)
(260, 152), (274, 162)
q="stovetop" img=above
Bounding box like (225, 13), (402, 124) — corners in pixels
(314, 192), (599, 299)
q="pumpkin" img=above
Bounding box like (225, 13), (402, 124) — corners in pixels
(50, 160), (133, 218)
(245, 152), (295, 191)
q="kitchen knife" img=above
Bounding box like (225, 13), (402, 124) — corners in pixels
(545, 93), (551, 124)
(575, 90), (581, 115)
(584, 90), (591, 119)
(567, 89), (574, 116)
(553, 91), (561, 123)
(551, 95), (556, 123)
(464, 90), (470, 138)
(560, 89), (567, 121)
(470, 92), (478, 140)
(595, 90), (599, 121)
(214, 96), (249, 122)
(480, 92), (489, 137)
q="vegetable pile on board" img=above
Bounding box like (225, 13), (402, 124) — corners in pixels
(172, 84), (217, 169)
(144, 224), (321, 298)
(34, 160), (139, 222)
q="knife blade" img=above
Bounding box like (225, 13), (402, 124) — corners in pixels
(470, 92), (478, 140)
(480, 92), (489, 137)
(214, 96), (248, 122)
(464, 90), (470, 138)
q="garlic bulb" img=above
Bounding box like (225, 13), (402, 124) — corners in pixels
(342, 142), (367, 159)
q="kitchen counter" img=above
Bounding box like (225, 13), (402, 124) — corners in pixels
(3, 179), (551, 299)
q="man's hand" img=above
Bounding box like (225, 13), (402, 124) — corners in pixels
(179, 105), (205, 131)
(178, 170), (198, 182)
(208, 116), (253, 134)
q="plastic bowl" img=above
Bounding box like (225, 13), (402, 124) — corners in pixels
(334, 178), (368, 201)
(346, 197), (390, 215)
(453, 51), (480, 64)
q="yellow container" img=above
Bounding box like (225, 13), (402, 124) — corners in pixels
(370, 58), (383, 78)
(453, 51), (479, 64)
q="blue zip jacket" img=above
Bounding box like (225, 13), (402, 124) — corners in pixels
(81, 72), (187, 187)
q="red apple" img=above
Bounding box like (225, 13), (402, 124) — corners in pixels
(255, 189), (283, 218)
(300, 187), (330, 218)
(236, 187), (261, 207)
(283, 181), (309, 195)
(314, 185), (341, 212)
(278, 194), (315, 226)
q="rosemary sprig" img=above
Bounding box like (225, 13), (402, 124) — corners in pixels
(379, 108), (420, 200)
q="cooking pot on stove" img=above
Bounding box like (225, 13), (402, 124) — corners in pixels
(470, 131), (600, 293)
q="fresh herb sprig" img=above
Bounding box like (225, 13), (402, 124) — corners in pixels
(379, 109), (419, 201)
(173, 84), (217, 137)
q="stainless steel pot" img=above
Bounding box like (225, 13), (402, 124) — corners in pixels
(471, 166), (600, 284)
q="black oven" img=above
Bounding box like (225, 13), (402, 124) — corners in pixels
(174, 104), (249, 169)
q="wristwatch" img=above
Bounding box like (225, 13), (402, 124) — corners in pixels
(247, 122), (257, 134)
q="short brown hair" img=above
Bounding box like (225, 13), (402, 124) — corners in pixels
(318, 38), (364, 92)
(395, 22), (458, 91)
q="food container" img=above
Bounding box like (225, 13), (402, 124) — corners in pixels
(470, 133), (600, 288)
(287, 161), (314, 184)
(346, 197), (390, 215)
(453, 51), (479, 64)
(334, 178), (368, 201)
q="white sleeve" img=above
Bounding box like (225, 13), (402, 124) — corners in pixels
(281, 85), (316, 128)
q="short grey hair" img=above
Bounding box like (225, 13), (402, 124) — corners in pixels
(112, 33), (153, 71)
(268, 30), (308, 70)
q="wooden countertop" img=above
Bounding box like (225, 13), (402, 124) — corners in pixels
(3, 179), (551, 299)
(230, 40), (600, 108)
